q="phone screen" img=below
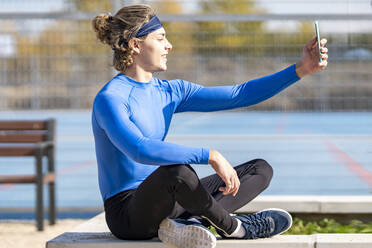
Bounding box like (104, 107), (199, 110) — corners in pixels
(314, 21), (322, 63)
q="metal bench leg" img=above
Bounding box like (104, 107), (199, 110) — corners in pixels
(36, 150), (44, 231)
(48, 147), (56, 225)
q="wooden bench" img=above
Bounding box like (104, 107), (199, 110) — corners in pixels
(0, 118), (56, 231)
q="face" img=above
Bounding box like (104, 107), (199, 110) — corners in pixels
(134, 27), (173, 73)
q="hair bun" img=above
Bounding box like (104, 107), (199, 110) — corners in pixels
(92, 13), (113, 44)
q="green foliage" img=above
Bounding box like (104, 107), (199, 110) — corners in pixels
(66, 0), (112, 12)
(286, 218), (372, 235)
(194, 0), (266, 55)
(199, 0), (258, 14)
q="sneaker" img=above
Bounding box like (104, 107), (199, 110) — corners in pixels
(218, 208), (292, 239)
(158, 218), (217, 248)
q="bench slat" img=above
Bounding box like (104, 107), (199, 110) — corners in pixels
(0, 121), (47, 130)
(0, 133), (46, 143)
(0, 147), (37, 156)
(0, 175), (36, 183)
(0, 173), (55, 184)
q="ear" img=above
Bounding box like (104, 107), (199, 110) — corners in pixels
(128, 38), (141, 55)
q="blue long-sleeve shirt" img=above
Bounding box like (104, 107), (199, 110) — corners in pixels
(92, 64), (301, 201)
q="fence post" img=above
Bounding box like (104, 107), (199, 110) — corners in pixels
(0, 59), (8, 110)
(31, 56), (41, 110)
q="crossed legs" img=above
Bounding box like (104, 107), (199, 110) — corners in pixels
(104, 159), (273, 240)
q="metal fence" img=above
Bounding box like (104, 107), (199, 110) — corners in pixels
(0, 0), (371, 110)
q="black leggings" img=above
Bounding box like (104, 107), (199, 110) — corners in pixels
(104, 159), (273, 240)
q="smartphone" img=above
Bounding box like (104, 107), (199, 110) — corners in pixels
(314, 21), (322, 63)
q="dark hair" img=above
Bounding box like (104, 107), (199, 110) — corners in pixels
(92, 4), (155, 72)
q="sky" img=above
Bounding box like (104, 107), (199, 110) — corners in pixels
(0, 0), (371, 35)
(255, 0), (372, 33)
(256, 0), (371, 14)
(0, 0), (65, 12)
(0, 0), (371, 57)
(0, 0), (370, 14)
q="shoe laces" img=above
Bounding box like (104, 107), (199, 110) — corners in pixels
(237, 212), (274, 239)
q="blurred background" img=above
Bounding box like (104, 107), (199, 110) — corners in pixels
(0, 0), (371, 219)
(1, 0), (372, 110)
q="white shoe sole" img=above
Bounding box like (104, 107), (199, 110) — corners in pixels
(158, 218), (217, 248)
(257, 208), (293, 235)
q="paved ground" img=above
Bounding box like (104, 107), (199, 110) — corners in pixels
(1, 219), (85, 248)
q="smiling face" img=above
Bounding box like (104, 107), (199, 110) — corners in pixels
(134, 27), (173, 73)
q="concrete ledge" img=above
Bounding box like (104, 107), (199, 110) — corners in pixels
(47, 196), (372, 248)
(237, 195), (372, 214)
(46, 212), (372, 248)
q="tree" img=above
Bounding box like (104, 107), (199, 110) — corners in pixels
(194, 0), (266, 55)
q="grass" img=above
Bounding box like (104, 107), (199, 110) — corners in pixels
(208, 217), (372, 235)
(286, 217), (372, 234)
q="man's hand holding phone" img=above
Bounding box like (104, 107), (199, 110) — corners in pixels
(295, 21), (328, 78)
